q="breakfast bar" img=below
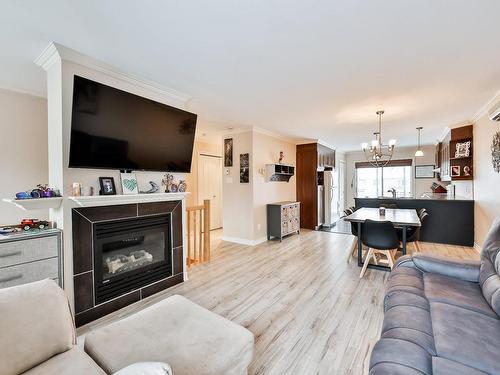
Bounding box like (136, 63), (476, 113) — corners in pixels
(354, 195), (474, 246)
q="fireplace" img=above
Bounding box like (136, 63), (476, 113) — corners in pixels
(94, 215), (172, 304)
(72, 201), (184, 327)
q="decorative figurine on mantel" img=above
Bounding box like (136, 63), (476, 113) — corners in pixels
(162, 173), (175, 193)
(278, 151), (284, 164)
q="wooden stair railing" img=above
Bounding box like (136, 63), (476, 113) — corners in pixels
(186, 199), (211, 268)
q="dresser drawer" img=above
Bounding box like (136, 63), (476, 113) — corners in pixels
(0, 258), (59, 288)
(0, 236), (58, 269)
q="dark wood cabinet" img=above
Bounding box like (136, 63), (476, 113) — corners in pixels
(296, 142), (335, 230)
(439, 124), (473, 182)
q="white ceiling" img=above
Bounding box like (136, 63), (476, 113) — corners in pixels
(1, 0), (499, 151)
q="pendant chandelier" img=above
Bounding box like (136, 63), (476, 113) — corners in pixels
(361, 110), (396, 167)
(415, 126), (424, 157)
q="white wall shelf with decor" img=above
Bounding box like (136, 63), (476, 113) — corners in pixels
(2, 197), (63, 211)
(68, 192), (189, 208)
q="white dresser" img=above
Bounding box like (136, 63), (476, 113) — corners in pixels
(0, 229), (63, 289)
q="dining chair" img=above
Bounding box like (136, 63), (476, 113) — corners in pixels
(398, 211), (428, 253)
(347, 221), (365, 263)
(359, 219), (400, 278)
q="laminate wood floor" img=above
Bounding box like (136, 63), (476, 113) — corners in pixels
(77, 230), (479, 375)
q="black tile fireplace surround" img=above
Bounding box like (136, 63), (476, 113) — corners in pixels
(72, 201), (184, 327)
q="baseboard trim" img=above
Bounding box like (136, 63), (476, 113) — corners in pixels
(222, 236), (268, 246)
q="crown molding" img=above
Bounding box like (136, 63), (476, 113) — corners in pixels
(0, 84), (46, 99)
(296, 138), (336, 150)
(471, 89), (500, 122)
(34, 42), (191, 104)
(252, 126), (296, 143)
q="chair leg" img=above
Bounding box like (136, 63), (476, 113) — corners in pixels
(348, 238), (358, 263)
(383, 250), (395, 269)
(414, 241), (421, 253)
(359, 248), (374, 278)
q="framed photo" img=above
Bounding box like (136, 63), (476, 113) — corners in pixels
(451, 165), (461, 177)
(224, 138), (233, 167)
(240, 153), (249, 183)
(99, 177), (116, 195)
(120, 173), (139, 195)
(415, 165), (435, 179)
(455, 141), (471, 158)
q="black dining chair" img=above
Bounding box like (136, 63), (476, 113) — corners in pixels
(397, 211), (428, 253)
(359, 219), (400, 278)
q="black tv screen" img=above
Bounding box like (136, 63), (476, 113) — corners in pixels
(69, 75), (197, 172)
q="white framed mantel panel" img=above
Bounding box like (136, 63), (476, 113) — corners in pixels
(34, 42), (192, 311)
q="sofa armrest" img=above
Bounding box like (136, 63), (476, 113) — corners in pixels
(409, 253), (480, 282)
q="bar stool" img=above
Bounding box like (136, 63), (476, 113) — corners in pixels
(359, 219), (400, 278)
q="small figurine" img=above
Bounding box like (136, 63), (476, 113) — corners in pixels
(140, 181), (160, 194)
(278, 151), (284, 164)
(20, 219), (50, 231)
(162, 173), (175, 193)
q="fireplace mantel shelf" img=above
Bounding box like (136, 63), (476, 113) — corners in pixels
(69, 192), (189, 207)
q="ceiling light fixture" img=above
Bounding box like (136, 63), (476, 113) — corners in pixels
(415, 126), (424, 157)
(361, 110), (396, 167)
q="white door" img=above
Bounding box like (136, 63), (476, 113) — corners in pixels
(198, 154), (223, 230)
(338, 160), (346, 214)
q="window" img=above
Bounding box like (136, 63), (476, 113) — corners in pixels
(355, 160), (412, 198)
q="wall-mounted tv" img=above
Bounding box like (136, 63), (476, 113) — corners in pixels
(69, 75), (197, 172)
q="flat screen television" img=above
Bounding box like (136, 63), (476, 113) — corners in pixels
(69, 75), (197, 172)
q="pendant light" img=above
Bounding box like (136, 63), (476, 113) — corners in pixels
(415, 126), (424, 157)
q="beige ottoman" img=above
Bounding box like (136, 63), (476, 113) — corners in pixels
(84, 295), (254, 375)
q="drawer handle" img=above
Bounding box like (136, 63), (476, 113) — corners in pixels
(0, 274), (23, 283)
(0, 251), (22, 258)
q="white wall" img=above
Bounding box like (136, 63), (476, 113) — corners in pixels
(345, 145), (438, 207)
(473, 112), (500, 246)
(222, 129), (297, 244)
(0, 89), (48, 225)
(252, 131), (296, 241)
(222, 131), (254, 243)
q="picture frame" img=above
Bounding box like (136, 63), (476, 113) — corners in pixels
(99, 177), (116, 195)
(451, 165), (461, 177)
(455, 141), (471, 158)
(120, 173), (139, 195)
(415, 165), (435, 179)
(224, 138), (233, 167)
(240, 153), (249, 183)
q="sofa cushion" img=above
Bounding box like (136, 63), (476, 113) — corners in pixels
(84, 294), (254, 375)
(431, 302), (500, 374)
(0, 279), (75, 375)
(424, 273), (497, 319)
(369, 338), (432, 375)
(480, 216), (500, 316)
(21, 348), (105, 375)
(432, 357), (488, 375)
(382, 304), (435, 355)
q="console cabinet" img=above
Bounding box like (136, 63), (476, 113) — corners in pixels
(0, 229), (63, 289)
(267, 201), (300, 241)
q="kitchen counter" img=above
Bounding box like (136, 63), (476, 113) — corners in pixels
(355, 194), (473, 201)
(354, 197), (474, 246)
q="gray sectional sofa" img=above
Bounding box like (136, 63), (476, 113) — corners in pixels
(369, 217), (500, 375)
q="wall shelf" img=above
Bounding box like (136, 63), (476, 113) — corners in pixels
(68, 192), (189, 208)
(265, 164), (295, 182)
(2, 197), (63, 211)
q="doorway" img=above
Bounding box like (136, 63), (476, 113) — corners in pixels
(198, 154), (223, 230)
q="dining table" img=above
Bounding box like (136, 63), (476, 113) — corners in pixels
(344, 207), (421, 271)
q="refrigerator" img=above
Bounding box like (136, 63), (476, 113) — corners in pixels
(323, 170), (339, 227)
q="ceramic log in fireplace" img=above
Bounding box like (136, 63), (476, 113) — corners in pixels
(72, 201), (184, 327)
